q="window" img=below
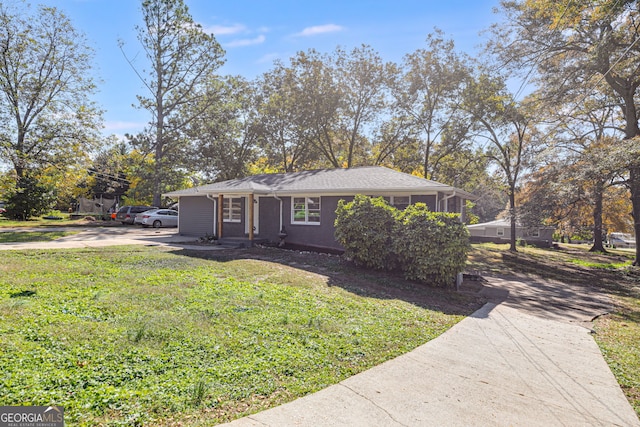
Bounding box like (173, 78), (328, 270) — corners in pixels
(376, 196), (410, 209)
(496, 227), (505, 237)
(292, 197), (321, 224)
(530, 228), (540, 237)
(391, 196), (410, 210)
(222, 197), (242, 222)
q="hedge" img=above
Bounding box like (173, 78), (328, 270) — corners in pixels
(335, 196), (470, 287)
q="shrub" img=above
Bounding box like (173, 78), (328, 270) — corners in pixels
(334, 195), (398, 270)
(335, 196), (470, 287)
(393, 203), (470, 286)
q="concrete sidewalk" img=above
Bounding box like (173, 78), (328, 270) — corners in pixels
(221, 280), (639, 427)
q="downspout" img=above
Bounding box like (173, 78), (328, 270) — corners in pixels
(272, 192), (283, 232)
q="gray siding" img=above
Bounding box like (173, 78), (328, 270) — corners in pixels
(179, 196), (215, 236)
(279, 196), (344, 250)
(259, 197), (283, 240)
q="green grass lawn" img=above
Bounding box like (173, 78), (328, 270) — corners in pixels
(0, 246), (479, 426)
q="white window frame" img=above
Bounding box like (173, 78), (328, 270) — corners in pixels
(222, 197), (242, 223)
(391, 195), (411, 210)
(496, 227), (505, 237)
(292, 196), (321, 225)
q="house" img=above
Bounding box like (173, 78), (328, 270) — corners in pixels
(164, 166), (473, 251)
(467, 218), (555, 247)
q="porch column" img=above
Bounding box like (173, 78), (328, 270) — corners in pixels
(248, 193), (254, 241)
(217, 194), (223, 238)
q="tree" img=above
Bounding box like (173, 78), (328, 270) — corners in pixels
(0, 2), (101, 180)
(333, 45), (390, 167)
(259, 46), (389, 170)
(492, 0), (640, 263)
(184, 75), (258, 181)
(254, 61), (319, 172)
(86, 138), (132, 200)
(389, 30), (472, 180)
(122, 0), (225, 206)
(463, 73), (535, 252)
(4, 171), (54, 220)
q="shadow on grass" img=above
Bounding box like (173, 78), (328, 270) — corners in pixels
(499, 251), (640, 300)
(170, 246), (486, 318)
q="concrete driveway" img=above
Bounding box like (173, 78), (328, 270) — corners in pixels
(0, 225), (203, 250)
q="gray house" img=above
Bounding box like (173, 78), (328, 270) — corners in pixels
(467, 218), (555, 247)
(164, 166), (472, 251)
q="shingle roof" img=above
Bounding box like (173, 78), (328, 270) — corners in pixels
(164, 166), (473, 198)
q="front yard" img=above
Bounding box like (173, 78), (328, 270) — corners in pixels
(0, 245), (481, 426)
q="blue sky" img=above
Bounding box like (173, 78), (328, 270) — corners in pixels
(38, 0), (501, 138)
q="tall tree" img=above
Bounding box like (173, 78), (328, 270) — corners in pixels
(255, 61), (319, 172)
(184, 75), (258, 181)
(463, 73), (535, 252)
(492, 0), (640, 262)
(390, 30), (472, 180)
(334, 45), (390, 167)
(0, 2), (101, 180)
(122, 0), (225, 206)
(267, 47), (389, 169)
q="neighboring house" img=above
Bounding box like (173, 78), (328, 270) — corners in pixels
(164, 166), (473, 251)
(467, 218), (555, 247)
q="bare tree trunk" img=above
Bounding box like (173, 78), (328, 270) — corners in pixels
(509, 189), (517, 252)
(630, 165), (640, 265)
(590, 181), (606, 253)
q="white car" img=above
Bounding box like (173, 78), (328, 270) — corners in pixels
(139, 209), (178, 228)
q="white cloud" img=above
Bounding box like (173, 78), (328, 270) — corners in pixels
(225, 35), (266, 48)
(296, 24), (344, 37)
(203, 23), (247, 35)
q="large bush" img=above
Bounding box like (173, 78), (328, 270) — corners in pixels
(335, 196), (470, 287)
(394, 203), (470, 286)
(334, 195), (397, 270)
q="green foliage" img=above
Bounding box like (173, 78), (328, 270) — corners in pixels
(334, 195), (398, 270)
(394, 203), (470, 286)
(465, 200), (479, 225)
(335, 196), (470, 286)
(4, 174), (55, 221)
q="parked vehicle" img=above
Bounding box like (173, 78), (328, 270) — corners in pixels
(608, 232), (636, 249)
(139, 209), (178, 228)
(115, 205), (155, 225)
